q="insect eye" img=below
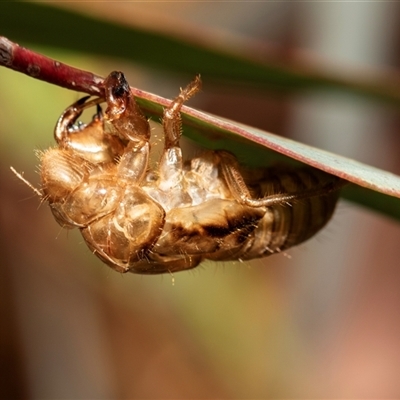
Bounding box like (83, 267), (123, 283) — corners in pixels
(109, 71), (130, 98)
(112, 84), (127, 98)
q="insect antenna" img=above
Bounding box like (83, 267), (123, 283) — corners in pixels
(10, 166), (42, 197)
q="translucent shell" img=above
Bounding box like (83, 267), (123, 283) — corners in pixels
(37, 71), (343, 274)
(81, 187), (165, 273)
(40, 149), (88, 203)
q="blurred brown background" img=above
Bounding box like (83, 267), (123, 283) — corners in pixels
(2, 2), (400, 398)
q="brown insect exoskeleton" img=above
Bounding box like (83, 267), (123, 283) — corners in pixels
(13, 71), (344, 274)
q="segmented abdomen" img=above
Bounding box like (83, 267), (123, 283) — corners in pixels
(237, 167), (340, 260)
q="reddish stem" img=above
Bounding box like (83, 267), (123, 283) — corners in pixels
(0, 36), (104, 96)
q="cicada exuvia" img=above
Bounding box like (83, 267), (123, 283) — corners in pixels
(13, 71), (344, 274)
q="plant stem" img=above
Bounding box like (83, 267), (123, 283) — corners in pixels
(0, 36), (104, 96)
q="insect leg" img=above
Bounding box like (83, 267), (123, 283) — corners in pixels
(104, 71), (151, 183)
(103, 71), (150, 143)
(158, 76), (202, 192)
(218, 150), (345, 207)
(162, 75), (201, 149)
(54, 96), (103, 144)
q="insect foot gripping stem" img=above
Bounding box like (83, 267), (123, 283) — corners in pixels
(19, 70), (344, 275)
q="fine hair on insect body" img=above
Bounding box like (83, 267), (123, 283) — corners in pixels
(12, 71), (344, 274)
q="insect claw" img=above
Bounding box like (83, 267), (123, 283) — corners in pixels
(91, 104), (103, 123)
